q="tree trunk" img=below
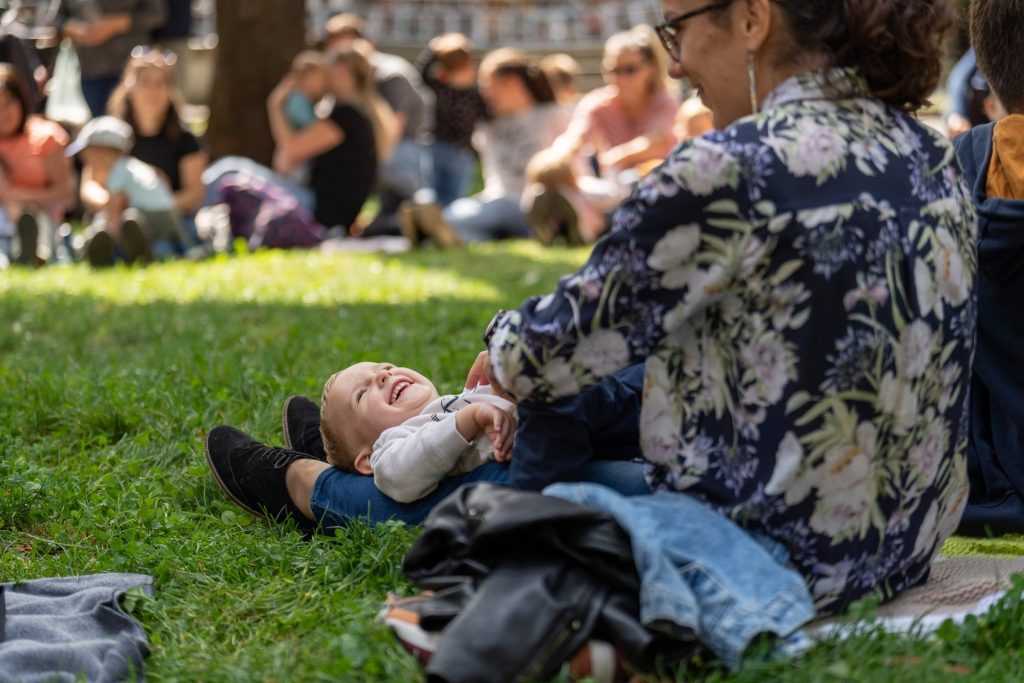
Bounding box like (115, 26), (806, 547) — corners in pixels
(207, 1), (306, 166)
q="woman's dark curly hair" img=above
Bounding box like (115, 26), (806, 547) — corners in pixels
(771, 0), (957, 112)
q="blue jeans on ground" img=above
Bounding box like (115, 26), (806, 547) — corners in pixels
(0, 235), (10, 264)
(201, 156), (316, 213)
(443, 194), (529, 242)
(81, 76), (121, 118)
(309, 460), (650, 529)
(512, 364), (644, 491)
(545, 483), (815, 669)
(432, 141), (475, 207)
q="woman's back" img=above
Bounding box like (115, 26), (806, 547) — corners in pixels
(490, 69), (977, 614)
(629, 69), (976, 612)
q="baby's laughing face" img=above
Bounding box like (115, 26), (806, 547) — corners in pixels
(325, 362), (440, 455)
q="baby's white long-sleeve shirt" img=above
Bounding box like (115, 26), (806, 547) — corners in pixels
(370, 385), (516, 503)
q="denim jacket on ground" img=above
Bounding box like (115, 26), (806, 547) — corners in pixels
(546, 483), (814, 669)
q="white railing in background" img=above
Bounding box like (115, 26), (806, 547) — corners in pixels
(307, 0), (663, 47)
(0, 1), (662, 49)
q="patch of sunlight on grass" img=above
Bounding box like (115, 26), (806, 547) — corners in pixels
(0, 248), (522, 307)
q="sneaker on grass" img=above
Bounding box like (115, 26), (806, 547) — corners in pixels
(204, 425), (317, 531)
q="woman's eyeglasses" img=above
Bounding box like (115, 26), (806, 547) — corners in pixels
(654, 0), (734, 62)
(131, 45), (178, 67)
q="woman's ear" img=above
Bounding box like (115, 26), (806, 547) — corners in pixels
(741, 0), (774, 53)
(353, 448), (374, 476)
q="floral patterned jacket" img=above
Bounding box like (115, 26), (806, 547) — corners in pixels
(486, 69), (978, 614)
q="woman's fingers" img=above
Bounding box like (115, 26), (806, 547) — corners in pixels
(465, 351), (491, 389)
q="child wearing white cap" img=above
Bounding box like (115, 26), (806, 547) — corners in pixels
(69, 116), (191, 266)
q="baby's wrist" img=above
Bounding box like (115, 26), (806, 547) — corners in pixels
(455, 405), (483, 443)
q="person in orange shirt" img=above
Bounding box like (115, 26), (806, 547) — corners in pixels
(0, 65), (74, 266)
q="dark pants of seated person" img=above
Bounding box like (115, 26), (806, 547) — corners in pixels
(510, 363), (644, 491)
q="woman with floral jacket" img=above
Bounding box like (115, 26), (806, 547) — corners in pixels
(472, 0), (977, 615)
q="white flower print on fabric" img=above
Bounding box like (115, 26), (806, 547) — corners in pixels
(648, 224), (701, 289)
(879, 373), (919, 435)
(768, 118), (848, 183)
(934, 228), (970, 308)
(765, 432), (804, 497)
(640, 357), (683, 465)
(896, 321), (936, 380)
(487, 68), (977, 616)
(908, 410), (949, 489)
(914, 258), (938, 318)
(739, 332), (794, 405)
(573, 330), (630, 377)
(676, 138), (740, 196)
(807, 423), (877, 539)
(541, 358), (579, 397)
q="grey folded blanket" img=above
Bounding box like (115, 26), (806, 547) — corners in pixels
(0, 573), (153, 683)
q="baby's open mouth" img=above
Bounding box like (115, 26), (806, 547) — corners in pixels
(390, 380), (412, 405)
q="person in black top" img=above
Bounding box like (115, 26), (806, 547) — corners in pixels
(417, 33), (488, 207)
(267, 46), (393, 232)
(109, 46), (206, 244)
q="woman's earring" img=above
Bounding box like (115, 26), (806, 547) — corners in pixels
(748, 53), (759, 115)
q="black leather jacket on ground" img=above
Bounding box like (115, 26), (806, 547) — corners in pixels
(400, 484), (690, 682)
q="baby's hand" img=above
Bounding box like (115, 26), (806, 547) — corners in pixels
(471, 403), (515, 462)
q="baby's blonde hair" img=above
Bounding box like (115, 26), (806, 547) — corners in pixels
(319, 371), (355, 470)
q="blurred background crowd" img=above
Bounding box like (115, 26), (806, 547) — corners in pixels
(0, 0), (992, 269)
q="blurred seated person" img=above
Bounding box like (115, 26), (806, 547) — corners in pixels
(325, 14), (433, 235)
(524, 147), (618, 245)
(202, 47), (395, 242)
(540, 53), (582, 113)
(945, 48), (997, 139)
(674, 95), (714, 141)
(552, 26), (678, 175)
(0, 65), (73, 266)
(417, 33), (488, 207)
(109, 46), (209, 249)
(401, 49), (569, 246)
(274, 50), (330, 187)
(526, 27), (680, 241)
(72, 116), (192, 267)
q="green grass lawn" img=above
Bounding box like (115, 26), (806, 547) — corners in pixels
(2, 244), (1024, 682)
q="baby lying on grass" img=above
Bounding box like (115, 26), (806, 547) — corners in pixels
(320, 362), (517, 503)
